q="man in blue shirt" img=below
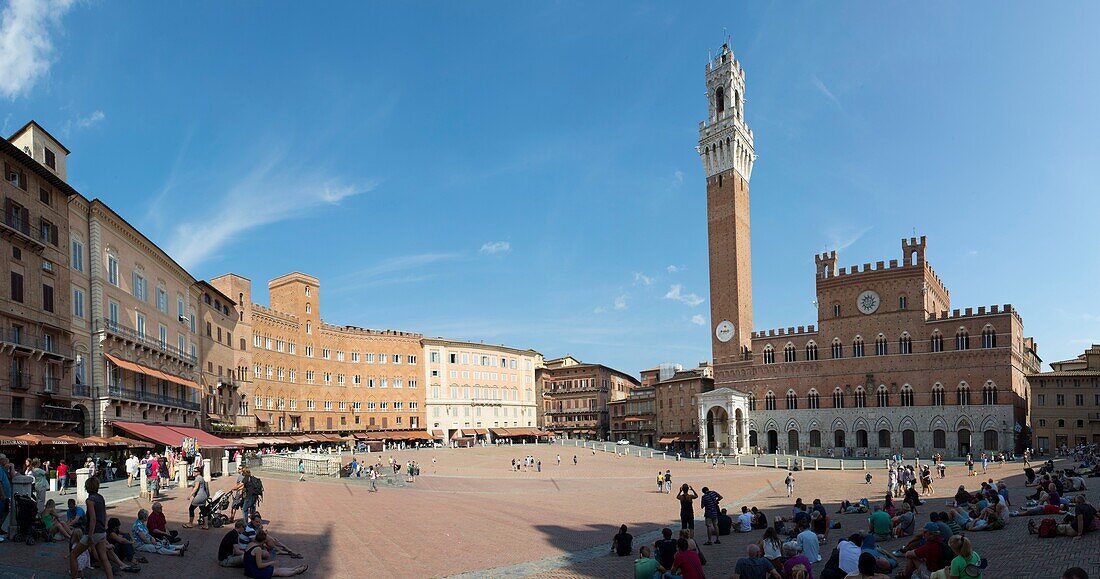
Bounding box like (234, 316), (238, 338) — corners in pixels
(66, 498), (86, 529)
(700, 486), (724, 545)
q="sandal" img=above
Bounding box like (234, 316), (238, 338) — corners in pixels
(121, 565), (141, 573)
(289, 552), (304, 559)
(181, 524), (193, 529)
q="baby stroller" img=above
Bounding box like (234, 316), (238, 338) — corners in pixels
(198, 489), (233, 528)
(11, 493), (49, 545)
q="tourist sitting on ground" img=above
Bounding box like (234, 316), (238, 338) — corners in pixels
(1024, 467), (1038, 486)
(868, 505), (891, 539)
(106, 517), (144, 568)
(653, 527), (677, 571)
(757, 527), (783, 568)
(1055, 494), (1096, 539)
(66, 497), (86, 529)
(611, 524), (633, 556)
(896, 524), (947, 579)
(667, 537), (704, 579)
(811, 510), (828, 539)
(941, 511), (963, 536)
(1062, 567), (1090, 579)
(847, 552), (891, 579)
(859, 533), (897, 572)
(736, 506), (754, 533)
(932, 534), (983, 579)
(133, 508), (186, 556)
(903, 484), (922, 514)
(751, 506), (769, 529)
(1014, 487), (1067, 517)
(717, 508), (733, 535)
(892, 504), (916, 537)
(883, 494), (896, 517)
(244, 529), (307, 578)
(835, 533), (864, 576)
(894, 517), (951, 558)
(146, 502), (181, 544)
(781, 541), (812, 579)
(733, 543), (782, 579)
(952, 485), (973, 507)
(1061, 472), (1088, 492)
(219, 519), (247, 567)
(966, 494), (1008, 531)
(245, 513), (303, 559)
(839, 499), (870, 514)
(795, 520), (822, 563)
(634, 545), (664, 579)
(42, 499), (73, 541)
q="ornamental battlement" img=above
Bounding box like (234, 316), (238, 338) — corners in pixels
(751, 325), (819, 339)
(926, 304), (1022, 325)
(815, 236), (949, 296)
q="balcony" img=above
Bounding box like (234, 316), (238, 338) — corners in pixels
(72, 383), (90, 398)
(9, 371), (29, 390)
(107, 384), (200, 411)
(96, 318), (197, 365)
(0, 213), (47, 252)
(42, 377), (60, 394)
(1, 327), (73, 359)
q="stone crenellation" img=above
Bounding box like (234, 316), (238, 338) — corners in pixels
(926, 304), (1022, 324)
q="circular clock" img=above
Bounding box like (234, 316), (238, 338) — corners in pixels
(715, 320), (735, 342)
(857, 290), (881, 315)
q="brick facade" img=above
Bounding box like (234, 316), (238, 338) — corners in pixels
(539, 357), (638, 440)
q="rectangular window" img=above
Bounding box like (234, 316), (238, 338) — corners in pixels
(131, 271), (147, 301)
(408, 355), (417, 364)
(156, 287), (167, 313)
(365, 353), (375, 363)
(73, 288), (85, 317)
(351, 352), (359, 362)
(178, 334), (186, 354)
(44, 148), (56, 169)
(108, 300), (119, 324)
(322, 348), (330, 359)
(449, 353), (457, 364)
(288, 343), (296, 354)
(10, 272), (23, 302)
(1056, 394), (1065, 406)
(107, 256), (119, 285)
(305, 346), (314, 357)
(177, 296), (185, 318)
(71, 240), (84, 271)
(136, 313), (146, 338)
(158, 324), (167, 346)
(392, 354), (401, 364)
(42, 284), (54, 312)
(254, 335), (262, 348)
(336, 351), (345, 362)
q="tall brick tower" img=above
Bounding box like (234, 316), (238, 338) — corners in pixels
(701, 43), (755, 372)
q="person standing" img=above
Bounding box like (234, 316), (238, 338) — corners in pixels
(676, 484), (698, 530)
(573, 455), (578, 466)
(556, 454), (561, 466)
(185, 472), (209, 530)
(699, 486), (723, 545)
(30, 458), (48, 513)
(57, 460), (70, 496)
(69, 477), (114, 579)
(297, 460), (305, 482)
(369, 467), (379, 492)
(0, 453), (10, 543)
(664, 470), (673, 494)
(785, 472), (795, 497)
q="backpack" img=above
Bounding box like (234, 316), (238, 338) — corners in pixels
(244, 475), (264, 499)
(785, 476), (792, 485)
(144, 462), (153, 477)
(1037, 518), (1058, 538)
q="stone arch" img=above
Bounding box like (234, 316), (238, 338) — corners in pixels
(898, 416), (917, 431)
(747, 419), (758, 431)
(785, 418), (800, 431)
(763, 418), (779, 433)
(852, 416), (869, 431)
(875, 416), (892, 431)
(954, 416), (972, 431)
(808, 419), (820, 430)
(979, 415), (999, 432)
(929, 415), (948, 431)
(831, 417), (847, 431)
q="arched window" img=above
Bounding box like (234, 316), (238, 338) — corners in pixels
(1057, 419), (1066, 428)
(809, 430), (822, 447)
(715, 87), (726, 115)
(834, 430), (846, 448)
(931, 331), (944, 353)
(983, 383), (997, 405)
(933, 429), (947, 449)
(876, 385), (889, 407)
(981, 326), (997, 348)
(765, 391), (777, 411)
(786, 389), (798, 410)
(748, 393), (757, 411)
(956, 329), (970, 350)
(856, 429), (868, 448)
(932, 384), (945, 406)
(878, 429), (891, 448)
(899, 333), (912, 354)
(763, 345), (775, 365)
(831, 339), (842, 359)
(957, 383), (971, 406)
(853, 337), (865, 358)
(854, 387), (866, 408)
(875, 334), (888, 356)
(832, 388), (844, 409)
(734, 90), (742, 120)
(805, 342), (818, 361)
(784, 343), (796, 363)
(902, 429), (915, 448)
(900, 385), (914, 407)
(807, 389), (820, 410)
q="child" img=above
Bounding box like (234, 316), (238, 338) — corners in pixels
(70, 528), (92, 578)
(866, 473), (873, 484)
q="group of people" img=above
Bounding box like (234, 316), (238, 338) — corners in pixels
(511, 456), (541, 472)
(217, 512), (307, 577)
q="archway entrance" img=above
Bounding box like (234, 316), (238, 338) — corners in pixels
(749, 430), (758, 448)
(734, 408), (745, 452)
(787, 430), (799, 454)
(958, 429), (972, 457)
(705, 406), (730, 451)
(767, 430), (778, 454)
(834, 430), (845, 448)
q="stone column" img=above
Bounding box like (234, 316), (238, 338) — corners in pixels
(139, 467), (148, 498)
(74, 468), (92, 503)
(203, 458), (212, 482)
(221, 456), (229, 478)
(177, 465), (186, 488)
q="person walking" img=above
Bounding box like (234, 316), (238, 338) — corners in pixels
(369, 467), (379, 492)
(556, 454), (561, 466)
(663, 470), (672, 494)
(785, 472), (795, 498)
(573, 455), (578, 465)
(297, 460), (305, 482)
(57, 460), (69, 496)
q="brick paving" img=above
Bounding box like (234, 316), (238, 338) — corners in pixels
(0, 444), (1095, 578)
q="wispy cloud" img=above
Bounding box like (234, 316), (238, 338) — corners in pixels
(479, 241), (511, 255)
(667, 265), (681, 274)
(165, 149), (377, 269)
(691, 314), (705, 326)
(76, 110), (104, 128)
(632, 272), (652, 286)
(0, 0), (75, 99)
(811, 74), (842, 111)
(665, 284), (705, 307)
(823, 225), (872, 252)
(593, 306), (607, 314)
(614, 295), (628, 310)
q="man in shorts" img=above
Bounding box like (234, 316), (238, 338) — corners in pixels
(700, 486), (724, 545)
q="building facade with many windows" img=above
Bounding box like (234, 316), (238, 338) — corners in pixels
(213, 273), (424, 434)
(539, 356), (638, 440)
(1, 122), (81, 434)
(698, 44), (1040, 457)
(423, 338), (540, 442)
(1029, 344), (1100, 452)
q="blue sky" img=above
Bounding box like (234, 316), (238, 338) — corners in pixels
(2, 1), (1098, 373)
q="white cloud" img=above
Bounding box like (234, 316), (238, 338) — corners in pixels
(823, 225), (872, 252)
(593, 306), (607, 314)
(667, 265), (680, 273)
(0, 0), (75, 99)
(614, 295), (628, 310)
(665, 284), (705, 307)
(811, 74), (842, 110)
(691, 314), (705, 326)
(632, 272), (652, 286)
(479, 241), (511, 255)
(165, 150), (376, 269)
(76, 110), (105, 128)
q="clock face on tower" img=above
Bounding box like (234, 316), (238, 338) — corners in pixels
(857, 290), (881, 315)
(715, 320), (735, 343)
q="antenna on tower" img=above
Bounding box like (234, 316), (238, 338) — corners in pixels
(724, 27), (731, 47)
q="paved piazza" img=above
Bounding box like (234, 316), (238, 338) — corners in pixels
(1, 444), (1096, 578)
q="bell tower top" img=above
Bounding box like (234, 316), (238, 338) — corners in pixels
(699, 43), (755, 181)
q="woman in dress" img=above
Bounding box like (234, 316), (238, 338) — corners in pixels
(675, 484), (698, 530)
(244, 530), (307, 578)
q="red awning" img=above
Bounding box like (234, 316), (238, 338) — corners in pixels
(111, 421), (237, 448)
(104, 354), (199, 390)
(431, 430), (445, 439)
(163, 425), (236, 448)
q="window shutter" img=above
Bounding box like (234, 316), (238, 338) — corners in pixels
(20, 206), (28, 229)
(132, 271), (138, 297)
(50, 222), (57, 245)
(18, 170), (27, 191)
(4, 197), (11, 220)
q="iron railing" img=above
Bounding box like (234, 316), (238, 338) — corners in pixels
(97, 318), (197, 364)
(107, 384), (200, 411)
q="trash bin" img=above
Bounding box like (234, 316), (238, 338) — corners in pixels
(49, 478), (58, 493)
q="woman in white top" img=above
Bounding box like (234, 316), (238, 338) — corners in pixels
(759, 527), (783, 564)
